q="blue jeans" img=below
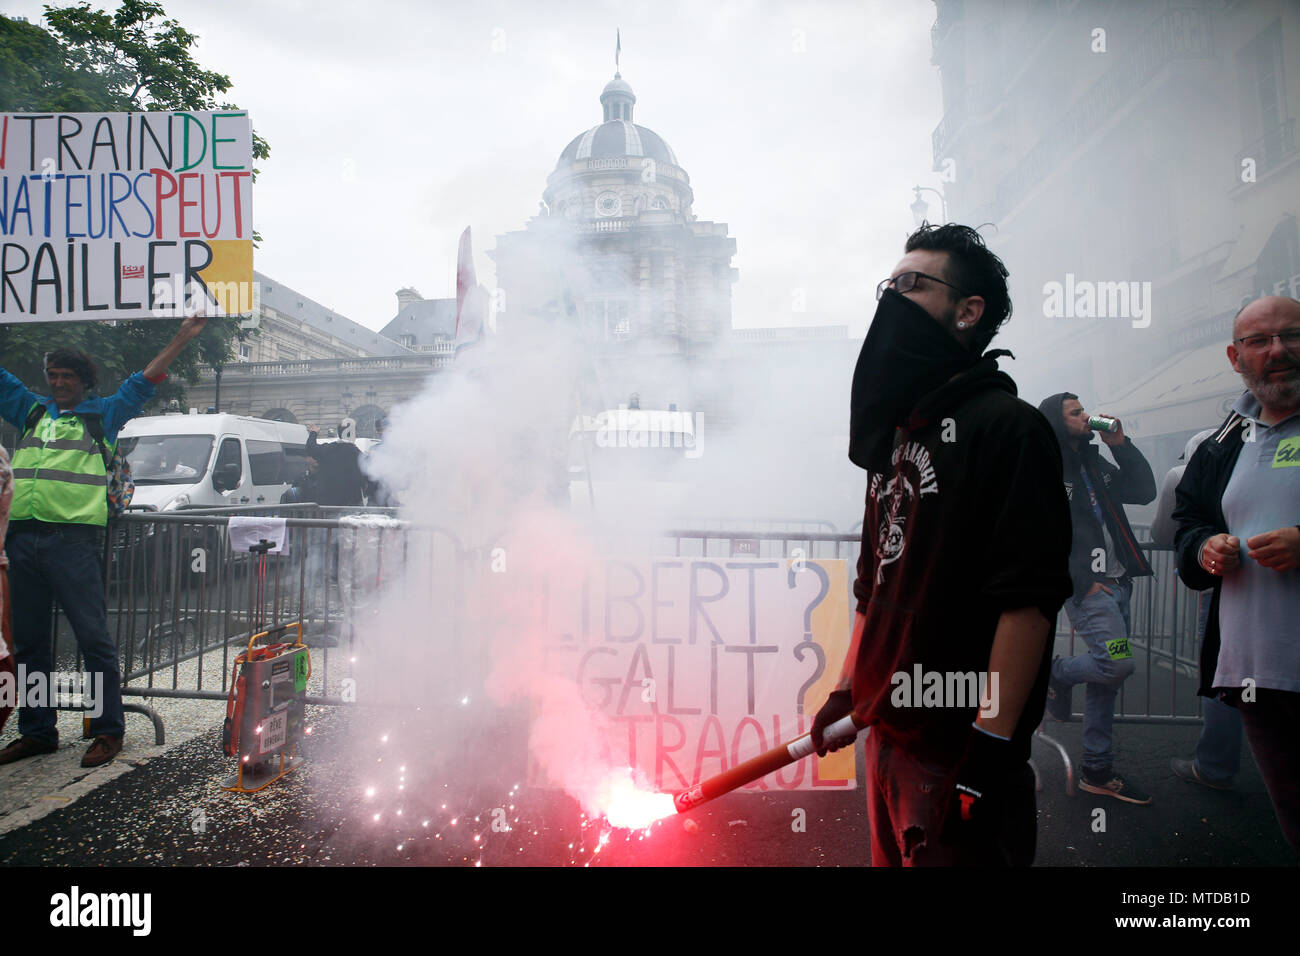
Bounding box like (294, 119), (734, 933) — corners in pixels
(1193, 589), (1242, 785)
(7, 526), (124, 744)
(1057, 577), (1134, 774)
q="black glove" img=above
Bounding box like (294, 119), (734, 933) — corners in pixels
(811, 689), (854, 757)
(940, 725), (1015, 845)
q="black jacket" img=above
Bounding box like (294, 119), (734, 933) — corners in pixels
(306, 432), (366, 507)
(1037, 394), (1156, 600)
(851, 358), (1074, 764)
(1171, 407), (1250, 699)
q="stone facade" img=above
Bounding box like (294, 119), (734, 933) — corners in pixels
(187, 352), (450, 436)
(189, 274), (425, 436)
(927, 0), (1300, 482)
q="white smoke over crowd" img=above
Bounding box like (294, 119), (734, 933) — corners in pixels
(316, 0), (1291, 837)
(346, 206), (868, 817)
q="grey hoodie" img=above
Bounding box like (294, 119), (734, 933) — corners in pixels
(1149, 428), (1217, 550)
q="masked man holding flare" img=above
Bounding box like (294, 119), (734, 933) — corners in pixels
(812, 224), (1073, 866)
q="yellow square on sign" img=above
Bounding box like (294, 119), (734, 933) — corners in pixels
(198, 239), (255, 315)
(799, 559), (856, 784)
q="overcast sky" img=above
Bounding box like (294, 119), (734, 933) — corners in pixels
(6, 0), (941, 334)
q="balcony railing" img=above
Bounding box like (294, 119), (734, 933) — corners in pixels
(932, 81), (1005, 168)
(1236, 118), (1298, 180)
(930, 0), (965, 51)
(994, 6), (1214, 220)
(579, 218), (635, 233)
(204, 355), (451, 380)
(931, 92), (966, 163)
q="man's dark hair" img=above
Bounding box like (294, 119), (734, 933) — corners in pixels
(43, 348), (98, 389)
(904, 222), (1012, 352)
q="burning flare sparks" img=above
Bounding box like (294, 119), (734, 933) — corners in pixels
(592, 769), (677, 830)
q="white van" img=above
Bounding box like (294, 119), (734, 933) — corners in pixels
(567, 407), (698, 515)
(116, 413), (312, 511)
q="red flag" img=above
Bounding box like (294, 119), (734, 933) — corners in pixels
(455, 226), (475, 320)
(454, 226), (486, 366)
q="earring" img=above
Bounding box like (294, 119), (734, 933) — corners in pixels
(956, 321), (967, 329)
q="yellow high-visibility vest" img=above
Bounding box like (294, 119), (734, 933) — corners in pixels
(10, 405), (109, 526)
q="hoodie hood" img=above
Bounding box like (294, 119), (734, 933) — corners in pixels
(1182, 427), (1217, 462)
(907, 350), (1019, 429)
(1037, 392), (1092, 466)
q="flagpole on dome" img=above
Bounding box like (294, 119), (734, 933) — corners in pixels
(615, 29), (621, 74)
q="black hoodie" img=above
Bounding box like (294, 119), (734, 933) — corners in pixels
(851, 358), (1074, 764)
(1036, 393), (1156, 600)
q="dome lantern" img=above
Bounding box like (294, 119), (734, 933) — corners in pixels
(600, 74), (636, 122)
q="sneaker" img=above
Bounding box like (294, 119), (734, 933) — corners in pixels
(0, 736), (58, 765)
(1171, 757), (1232, 791)
(81, 735), (123, 768)
(1080, 768), (1152, 804)
(1045, 658), (1072, 722)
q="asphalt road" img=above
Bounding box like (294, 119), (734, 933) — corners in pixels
(0, 704), (1292, 868)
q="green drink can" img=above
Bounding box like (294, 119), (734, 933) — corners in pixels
(1088, 414), (1119, 433)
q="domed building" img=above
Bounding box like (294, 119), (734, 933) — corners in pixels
(491, 66), (738, 413)
(548, 74), (690, 230)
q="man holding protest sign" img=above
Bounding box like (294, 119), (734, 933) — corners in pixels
(0, 315), (207, 767)
(812, 224), (1073, 866)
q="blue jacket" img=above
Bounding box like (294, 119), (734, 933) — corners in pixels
(0, 366), (156, 444)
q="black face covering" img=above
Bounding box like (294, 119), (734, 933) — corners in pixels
(848, 288), (979, 472)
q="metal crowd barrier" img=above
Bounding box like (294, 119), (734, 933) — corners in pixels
(34, 508), (466, 741)
(29, 516), (1211, 745)
(663, 528), (1210, 725)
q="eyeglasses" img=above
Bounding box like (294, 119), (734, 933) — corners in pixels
(1233, 329), (1300, 353)
(876, 271), (969, 301)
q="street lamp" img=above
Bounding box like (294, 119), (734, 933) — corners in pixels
(910, 185), (949, 226)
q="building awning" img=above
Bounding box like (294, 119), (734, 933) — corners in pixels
(1216, 215), (1288, 281)
(1104, 340), (1244, 437)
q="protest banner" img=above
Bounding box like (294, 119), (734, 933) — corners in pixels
(0, 110), (254, 322)
(525, 557), (856, 792)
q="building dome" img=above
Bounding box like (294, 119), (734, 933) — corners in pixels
(557, 122), (679, 166)
(556, 73), (680, 167)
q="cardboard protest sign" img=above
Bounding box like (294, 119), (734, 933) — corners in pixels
(0, 111), (254, 322)
(529, 558), (856, 792)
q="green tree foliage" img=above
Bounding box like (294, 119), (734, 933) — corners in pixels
(0, 13), (112, 111)
(0, 2), (269, 406)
